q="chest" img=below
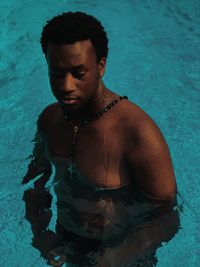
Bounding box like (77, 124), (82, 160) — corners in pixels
(46, 119), (131, 186)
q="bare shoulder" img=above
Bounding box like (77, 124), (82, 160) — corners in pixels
(37, 102), (63, 132)
(119, 99), (176, 199)
(119, 98), (169, 158)
(118, 99), (162, 141)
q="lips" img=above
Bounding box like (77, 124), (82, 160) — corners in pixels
(60, 97), (80, 105)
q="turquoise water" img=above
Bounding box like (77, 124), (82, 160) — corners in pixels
(0, 0), (200, 266)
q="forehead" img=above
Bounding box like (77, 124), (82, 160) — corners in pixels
(46, 40), (97, 67)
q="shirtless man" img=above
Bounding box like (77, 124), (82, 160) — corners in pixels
(22, 12), (179, 267)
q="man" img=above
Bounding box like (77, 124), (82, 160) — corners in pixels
(22, 12), (179, 267)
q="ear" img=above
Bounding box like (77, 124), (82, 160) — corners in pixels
(97, 57), (106, 78)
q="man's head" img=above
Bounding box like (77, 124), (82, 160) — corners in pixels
(40, 11), (108, 63)
(40, 12), (109, 113)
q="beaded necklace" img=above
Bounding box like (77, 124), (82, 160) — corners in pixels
(64, 95), (128, 178)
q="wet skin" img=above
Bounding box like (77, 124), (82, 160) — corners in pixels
(22, 40), (179, 266)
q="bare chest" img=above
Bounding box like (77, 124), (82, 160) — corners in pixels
(46, 120), (131, 187)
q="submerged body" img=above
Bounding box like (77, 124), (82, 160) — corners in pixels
(24, 95), (179, 266)
(38, 97), (161, 241)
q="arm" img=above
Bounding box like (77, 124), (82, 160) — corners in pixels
(128, 116), (177, 199)
(22, 102), (61, 188)
(22, 112), (53, 231)
(22, 112), (53, 233)
(94, 117), (180, 267)
(22, 113), (66, 266)
(22, 114), (52, 189)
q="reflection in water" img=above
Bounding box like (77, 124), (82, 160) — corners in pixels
(22, 128), (181, 267)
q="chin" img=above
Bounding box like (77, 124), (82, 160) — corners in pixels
(59, 100), (83, 112)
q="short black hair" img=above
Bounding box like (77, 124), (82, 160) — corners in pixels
(40, 11), (109, 62)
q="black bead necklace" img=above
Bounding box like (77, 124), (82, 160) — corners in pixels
(64, 95), (128, 178)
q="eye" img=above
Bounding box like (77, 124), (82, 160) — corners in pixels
(72, 71), (86, 79)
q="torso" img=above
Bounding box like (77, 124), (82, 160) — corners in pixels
(40, 93), (163, 240)
(43, 94), (143, 188)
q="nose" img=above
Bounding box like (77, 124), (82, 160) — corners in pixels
(62, 72), (76, 93)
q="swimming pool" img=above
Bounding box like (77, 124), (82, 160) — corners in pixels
(0, 0), (200, 266)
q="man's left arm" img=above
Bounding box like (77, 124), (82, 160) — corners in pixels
(128, 116), (177, 200)
(94, 117), (180, 267)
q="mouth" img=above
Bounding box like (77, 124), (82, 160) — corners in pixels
(60, 98), (80, 105)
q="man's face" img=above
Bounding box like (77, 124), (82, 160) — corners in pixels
(46, 40), (106, 111)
